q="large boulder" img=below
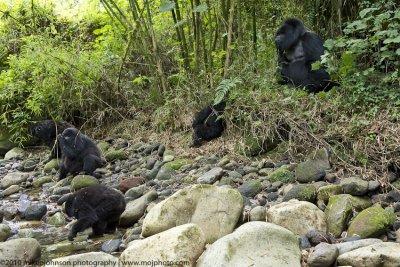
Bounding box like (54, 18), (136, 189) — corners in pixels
(197, 222), (301, 267)
(295, 148), (330, 183)
(1, 172), (29, 189)
(45, 252), (119, 267)
(141, 184), (243, 243)
(0, 238), (41, 265)
(121, 224), (205, 267)
(267, 199), (326, 236)
(4, 147), (24, 160)
(120, 190), (158, 227)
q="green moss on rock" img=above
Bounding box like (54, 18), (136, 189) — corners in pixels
(269, 168), (295, 183)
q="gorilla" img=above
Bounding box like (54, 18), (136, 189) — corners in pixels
(275, 18), (335, 93)
(58, 185), (126, 241)
(191, 100), (226, 147)
(30, 120), (74, 159)
(58, 128), (106, 179)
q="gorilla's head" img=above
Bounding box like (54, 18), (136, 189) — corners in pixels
(275, 18), (306, 51)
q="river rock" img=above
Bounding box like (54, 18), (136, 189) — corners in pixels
(105, 149), (128, 161)
(46, 212), (66, 226)
(197, 167), (224, 184)
(142, 184), (243, 243)
(307, 242), (338, 267)
(268, 167), (295, 183)
(197, 222), (301, 267)
(295, 148), (330, 183)
(340, 176), (369, 196)
(317, 184), (343, 203)
(120, 190), (158, 227)
(155, 167), (176, 180)
(238, 180), (263, 198)
(335, 238), (383, 255)
(163, 159), (192, 170)
(24, 204), (47, 220)
(267, 199), (326, 236)
(325, 194), (372, 237)
(4, 147), (24, 160)
(1, 172), (29, 189)
(283, 184), (317, 202)
(44, 159), (60, 173)
(337, 242), (400, 267)
(70, 175), (99, 191)
(22, 159), (38, 172)
(3, 184), (20, 196)
(45, 252), (119, 267)
(101, 239), (122, 253)
(347, 207), (396, 238)
(32, 176), (53, 188)
(125, 184), (148, 200)
(0, 238), (41, 265)
(118, 177), (145, 193)
(121, 224), (205, 266)
(0, 223), (11, 241)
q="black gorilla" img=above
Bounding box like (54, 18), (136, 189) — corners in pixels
(191, 100), (226, 147)
(58, 185), (126, 241)
(275, 18), (335, 93)
(58, 128), (105, 179)
(30, 120), (74, 159)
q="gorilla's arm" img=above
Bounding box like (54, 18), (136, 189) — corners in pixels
(68, 201), (99, 241)
(192, 106), (213, 127)
(301, 32), (324, 65)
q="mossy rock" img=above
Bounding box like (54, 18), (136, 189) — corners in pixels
(0, 128), (16, 156)
(283, 184), (317, 202)
(269, 168), (295, 184)
(71, 175), (99, 191)
(97, 141), (111, 155)
(347, 207), (396, 238)
(317, 185), (343, 203)
(32, 176), (53, 188)
(105, 149), (128, 161)
(44, 159), (60, 173)
(235, 135), (280, 157)
(163, 159), (192, 170)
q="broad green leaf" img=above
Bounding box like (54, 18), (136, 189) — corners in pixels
(159, 0), (175, 13)
(359, 7), (378, 18)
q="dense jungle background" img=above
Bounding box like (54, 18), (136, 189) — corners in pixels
(0, 0), (399, 181)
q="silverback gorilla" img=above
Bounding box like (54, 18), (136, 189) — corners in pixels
(30, 120), (74, 159)
(191, 100), (226, 147)
(275, 18), (335, 93)
(58, 128), (105, 179)
(58, 185), (126, 241)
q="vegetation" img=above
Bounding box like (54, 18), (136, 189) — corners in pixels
(0, 0), (398, 179)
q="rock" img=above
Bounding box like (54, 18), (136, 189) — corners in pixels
(235, 136), (280, 156)
(307, 242), (338, 267)
(238, 180), (263, 198)
(22, 159), (38, 171)
(146, 158), (156, 169)
(249, 206), (266, 221)
(306, 230), (334, 246)
(101, 239), (122, 253)
(155, 167), (176, 180)
(259, 168), (273, 176)
(45, 252), (119, 267)
(52, 186), (71, 195)
(0, 238), (41, 265)
(121, 224), (205, 266)
(120, 190), (158, 227)
(317, 184), (343, 203)
(70, 175), (99, 191)
(157, 145), (166, 156)
(118, 177), (145, 193)
(295, 148), (330, 183)
(1, 172), (29, 189)
(163, 159), (192, 170)
(46, 212), (65, 226)
(335, 238), (383, 255)
(32, 176), (53, 188)
(268, 168), (295, 183)
(218, 176), (236, 187)
(197, 167), (224, 184)
(386, 190), (400, 202)
(368, 180), (380, 191)
(0, 223), (11, 241)
(267, 199), (326, 236)
(44, 159), (60, 173)
(3, 184), (20, 196)
(4, 147), (24, 160)
(197, 222), (301, 267)
(97, 141), (111, 154)
(163, 155), (174, 162)
(143, 143), (160, 154)
(24, 204), (47, 220)
(340, 176), (369, 196)
(104, 149), (128, 161)
(0, 129), (16, 156)
(125, 184), (148, 200)
(142, 184), (243, 243)
(325, 194), (372, 237)
(347, 207), (396, 238)
(145, 161), (163, 181)
(337, 242), (400, 267)
(283, 184), (317, 202)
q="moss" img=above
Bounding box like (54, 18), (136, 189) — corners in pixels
(104, 149), (128, 161)
(163, 159), (192, 170)
(317, 185), (343, 203)
(269, 168), (294, 183)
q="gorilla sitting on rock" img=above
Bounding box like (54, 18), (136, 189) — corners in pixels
(191, 100), (226, 147)
(58, 184), (126, 241)
(275, 18), (336, 93)
(58, 127), (106, 179)
(30, 120), (74, 159)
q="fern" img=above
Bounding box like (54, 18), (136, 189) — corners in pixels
(213, 78), (242, 105)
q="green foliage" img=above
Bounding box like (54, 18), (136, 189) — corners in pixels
(214, 78), (242, 105)
(324, 0), (400, 111)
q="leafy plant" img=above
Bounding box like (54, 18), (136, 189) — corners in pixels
(214, 78), (242, 105)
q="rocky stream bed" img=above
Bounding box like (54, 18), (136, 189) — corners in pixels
(0, 139), (399, 267)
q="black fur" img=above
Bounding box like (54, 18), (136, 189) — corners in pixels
(60, 185), (126, 241)
(58, 128), (105, 179)
(30, 120), (74, 159)
(191, 101), (226, 147)
(275, 18), (335, 93)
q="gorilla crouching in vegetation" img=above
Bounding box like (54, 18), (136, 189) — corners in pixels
(30, 120), (74, 159)
(275, 18), (335, 93)
(58, 128), (105, 179)
(58, 185), (126, 241)
(191, 100), (226, 147)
